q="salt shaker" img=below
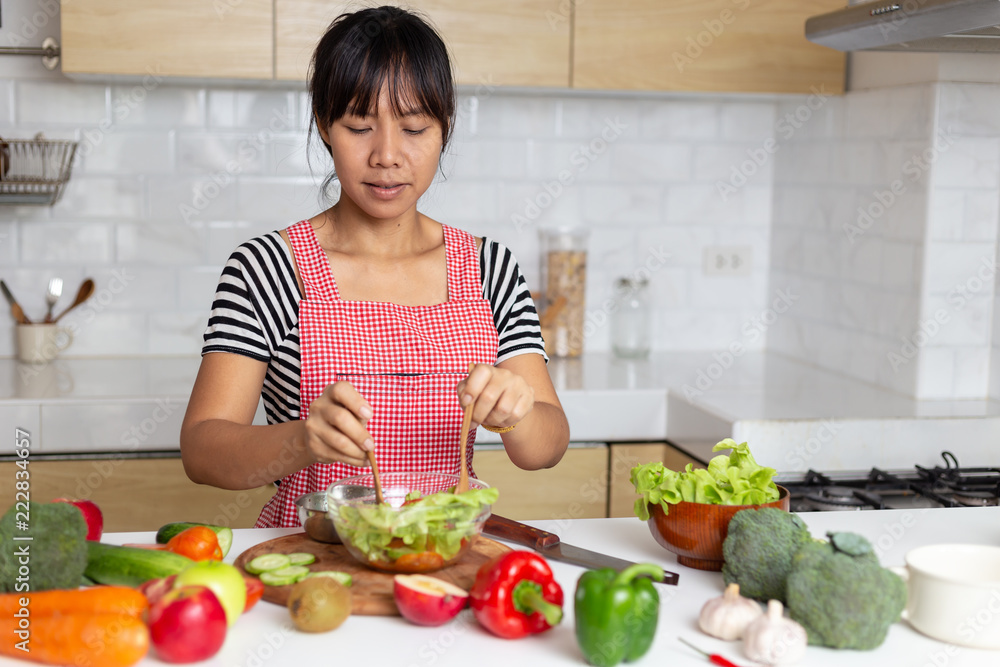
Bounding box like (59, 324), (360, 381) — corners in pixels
(611, 277), (650, 358)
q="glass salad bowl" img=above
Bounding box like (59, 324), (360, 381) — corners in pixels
(326, 471), (497, 573)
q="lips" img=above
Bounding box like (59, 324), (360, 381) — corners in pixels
(365, 182), (406, 199)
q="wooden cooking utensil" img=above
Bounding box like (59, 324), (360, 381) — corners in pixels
(367, 450), (384, 505)
(539, 295), (567, 329)
(456, 363), (476, 494)
(52, 278), (95, 323)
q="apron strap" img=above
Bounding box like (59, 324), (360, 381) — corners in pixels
(287, 219), (341, 301)
(442, 224), (482, 301)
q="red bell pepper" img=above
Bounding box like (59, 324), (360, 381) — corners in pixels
(469, 550), (564, 639)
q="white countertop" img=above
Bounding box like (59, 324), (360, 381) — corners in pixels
(3, 509), (996, 667)
(3, 353), (1000, 471)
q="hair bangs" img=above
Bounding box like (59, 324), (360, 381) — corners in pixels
(311, 7), (454, 141)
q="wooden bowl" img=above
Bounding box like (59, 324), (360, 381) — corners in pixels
(646, 485), (790, 571)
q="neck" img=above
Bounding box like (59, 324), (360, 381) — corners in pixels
(317, 199), (433, 260)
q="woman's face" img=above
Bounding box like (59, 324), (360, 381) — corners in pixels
(319, 87), (444, 222)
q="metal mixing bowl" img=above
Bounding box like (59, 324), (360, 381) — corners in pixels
(294, 490), (341, 544)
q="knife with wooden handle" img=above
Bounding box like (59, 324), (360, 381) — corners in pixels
(483, 514), (679, 585)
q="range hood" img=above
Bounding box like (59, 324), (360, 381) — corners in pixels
(806, 0), (1000, 52)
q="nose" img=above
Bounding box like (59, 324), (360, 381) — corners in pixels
(369, 125), (401, 168)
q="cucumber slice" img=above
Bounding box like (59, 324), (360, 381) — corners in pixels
(304, 571), (352, 586)
(287, 552), (317, 566)
(246, 553), (292, 575)
(259, 565), (310, 587)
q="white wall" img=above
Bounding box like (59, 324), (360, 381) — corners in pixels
(0, 63), (777, 358)
(769, 77), (1000, 400)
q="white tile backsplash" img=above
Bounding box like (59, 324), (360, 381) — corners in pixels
(5, 69), (1000, 401)
(111, 86), (205, 128)
(938, 83), (1000, 137)
(639, 102), (719, 140)
(0, 81), (14, 125)
(933, 138), (1000, 189)
(16, 81), (107, 126)
(20, 221), (114, 264)
(77, 131), (174, 175)
(771, 81), (1000, 400)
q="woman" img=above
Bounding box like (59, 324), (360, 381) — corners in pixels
(180, 6), (570, 528)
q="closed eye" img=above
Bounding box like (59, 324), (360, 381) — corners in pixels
(347, 127), (371, 135)
(404, 126), (430, 136)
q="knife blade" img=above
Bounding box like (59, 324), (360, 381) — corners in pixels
(0, 279), (30, 324)
(483, 514), (679, 586)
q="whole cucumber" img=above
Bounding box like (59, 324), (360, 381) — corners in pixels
(84, 542), (192, 587)
(155, 522), (234, 557)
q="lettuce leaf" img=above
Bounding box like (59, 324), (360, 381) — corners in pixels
(630, 438), (778, 520)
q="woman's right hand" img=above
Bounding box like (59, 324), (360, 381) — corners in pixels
(303, 381), (374, 467)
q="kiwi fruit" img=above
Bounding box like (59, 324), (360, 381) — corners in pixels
(287, 577), (351, 632)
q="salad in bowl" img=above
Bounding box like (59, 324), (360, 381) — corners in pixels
(327, 471), (498, 573)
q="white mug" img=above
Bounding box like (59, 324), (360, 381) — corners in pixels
(16, 323), (73, 363)
(891, 544), (1000, 649)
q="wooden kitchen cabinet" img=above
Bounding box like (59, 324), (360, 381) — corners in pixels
(472, 444), (607, 521)
(0, 458), (275, 532)
(275, 0), (571, 86)
(608, 442), (704, 518)
(574, 0), (845, 94)
(61, 0), (274, 79)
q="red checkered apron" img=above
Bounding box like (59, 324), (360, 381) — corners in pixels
(255, 219), (499, 527)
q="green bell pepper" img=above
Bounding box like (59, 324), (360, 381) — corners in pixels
(574, 563), (665, 666)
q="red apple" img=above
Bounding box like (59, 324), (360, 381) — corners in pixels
(393, 574), (469, 626)
(53, 498), (103, 540)
(138, 574), (177, 607)
(149, 585), (227, 663)
(174, 561), (247, 626)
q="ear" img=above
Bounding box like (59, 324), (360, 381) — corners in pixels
(315, 115), (332, 147)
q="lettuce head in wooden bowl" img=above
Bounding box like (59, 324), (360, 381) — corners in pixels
(632, 439), (789, 571)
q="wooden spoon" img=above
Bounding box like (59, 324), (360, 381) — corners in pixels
(52, 278), (95, 323)
(456, 363), (476, 494)
(539, 295), (567, 329)
(367, 450), (384, 505)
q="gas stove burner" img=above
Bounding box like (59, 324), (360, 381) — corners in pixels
(804, 486), (874, 511)
(952, 490), (999, 507)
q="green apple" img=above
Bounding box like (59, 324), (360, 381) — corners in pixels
(174, 561), (247, 626)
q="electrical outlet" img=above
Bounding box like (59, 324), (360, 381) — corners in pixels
(703, 245), (752, 276)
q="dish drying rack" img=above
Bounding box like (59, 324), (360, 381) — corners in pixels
(0, 135), (79, 206)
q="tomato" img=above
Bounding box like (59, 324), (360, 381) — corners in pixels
(243, 575), (264, 613)
(166, 526), (223, 561)
(394, 551), (446, 573)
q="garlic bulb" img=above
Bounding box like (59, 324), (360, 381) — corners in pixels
(698, 583), (764, 640)
(743, 599), (808, 665)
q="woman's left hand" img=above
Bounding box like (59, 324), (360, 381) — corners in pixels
(457, 364), (534, 431)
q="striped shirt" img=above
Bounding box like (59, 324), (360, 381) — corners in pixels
(202, 230), (546, 425)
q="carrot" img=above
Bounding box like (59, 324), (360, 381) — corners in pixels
(0, 586), (148, 619)
(1, 612), (149, 667)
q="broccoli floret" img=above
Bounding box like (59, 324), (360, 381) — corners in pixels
(786, 532), (906, 650)
(0, 501), (88, 592)
(721, 507), (812, 604)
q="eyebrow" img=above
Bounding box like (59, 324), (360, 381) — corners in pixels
(344, 107), (428, 120)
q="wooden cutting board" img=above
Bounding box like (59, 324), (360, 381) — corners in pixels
(234, 532), (511, 616)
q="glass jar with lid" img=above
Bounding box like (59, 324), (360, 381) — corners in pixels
(611, 276), (651, 359)
(539, 227), (589, 358)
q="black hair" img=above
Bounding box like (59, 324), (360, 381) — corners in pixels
(308, 6), (456, 197)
